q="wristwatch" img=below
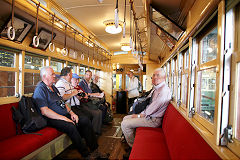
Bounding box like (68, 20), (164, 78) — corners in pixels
(137, 114), (141, 118)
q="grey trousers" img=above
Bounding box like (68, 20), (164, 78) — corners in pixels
(81, 103), (102, 134)
(121, 115), (162, 147)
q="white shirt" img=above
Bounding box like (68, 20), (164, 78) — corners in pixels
(127, 76), (139, 98)
(55, 78), (80, 106)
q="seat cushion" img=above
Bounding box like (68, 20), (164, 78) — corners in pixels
(0, 127), (62, 159)
(162, 103), (221, 160)
(0, 102), (19, 141)
(130, 127), (170, 159)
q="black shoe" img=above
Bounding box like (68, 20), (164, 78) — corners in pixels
(124, 146), (132, 152)
(89, 149), (110, 159)
(123, 150), (131, 160)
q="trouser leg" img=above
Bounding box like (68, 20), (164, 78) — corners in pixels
(77, 116), (98, 151)
(98, 104), (107, 122)
(121, 115), (161, 147)
(82, 105), (102, 134)
(72, 105), (93, 121)
(47, 117), (89, 157)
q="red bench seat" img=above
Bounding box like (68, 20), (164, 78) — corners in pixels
(0, 102), (63, 159)
(130, 103), (221, 160)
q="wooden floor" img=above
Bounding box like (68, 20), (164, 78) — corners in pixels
(53, 114), (128, 159)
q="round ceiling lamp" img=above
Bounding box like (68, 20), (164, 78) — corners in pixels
(121, 43), (131, 51)
(103, 20), (123, 34)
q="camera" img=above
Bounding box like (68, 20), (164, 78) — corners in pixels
(78, 92), (86, 97)
(56, 100), (66, 109)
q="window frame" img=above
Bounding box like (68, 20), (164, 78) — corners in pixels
(0, 47), (20, 104)
(180, 47), (190, 112)
(23, 52), (46, 95)
(228, 2), (240, 156)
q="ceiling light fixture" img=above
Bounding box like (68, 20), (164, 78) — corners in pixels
(103, 20), (123, 34)
(121, 43), (131, 51)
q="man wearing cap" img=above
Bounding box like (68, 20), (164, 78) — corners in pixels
(70, 73), (93, 121)
(55, 67), (91, 119)
(56, 67), (102, 135)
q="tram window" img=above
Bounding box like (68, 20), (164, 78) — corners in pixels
(143, 75), (146, 91)
(89, 67), (95, 74)
(79, 65), (86, 75)
(67, 62), (77, 73)
(173, 58), (177, 100)
(200, 27), (218, 64)
(236, 63), (240, 140)
(0, 50), (15, 67)
(178, 54), (183, 103)
(171, 59), (175, 98)
(167, 62), (170, 87)
(196, 68), (216, 123)
(50, 60), (63, 73)
(181, 48), (189, 107)
(113, 74), (122, 89)
(24, 55), (44, 70)
(0, 71), (15, 97)
(24, 73), (41, 94)
(185, 50), (189, 69)
(182, 74), (187, 105)
(0, 48), (18, 98)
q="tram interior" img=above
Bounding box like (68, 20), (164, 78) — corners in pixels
(0, 0), (240, 159)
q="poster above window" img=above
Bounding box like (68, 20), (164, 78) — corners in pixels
(30, 28), (56, 50)
(0, 15), (34, 43)
(150, 7), (184, 41)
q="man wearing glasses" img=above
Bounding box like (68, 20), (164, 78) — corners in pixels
(121, 68), (172, 157)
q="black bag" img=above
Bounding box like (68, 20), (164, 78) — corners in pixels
(104, 106), (113, 123)
(12, 96), (47, 134)
(133, 97), (151, 114)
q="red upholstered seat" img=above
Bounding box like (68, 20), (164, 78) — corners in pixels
(162, 104), (220, 160)
(0, 102), (19, 141)
(0, 103), (63, 159)
(130, 127), (170, 159)
(129, 103), (221, 160)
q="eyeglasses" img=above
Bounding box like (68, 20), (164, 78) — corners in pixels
(152, 74), (161, 78)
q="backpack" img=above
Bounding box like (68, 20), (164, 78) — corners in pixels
(12, 96), (47, 134)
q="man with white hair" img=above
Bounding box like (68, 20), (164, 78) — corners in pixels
(33, 66), (99, 158)
(121, 68), (171, 153)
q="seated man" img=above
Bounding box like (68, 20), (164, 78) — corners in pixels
(91, 75), (112, 123)
(78, 70), (103, 134)
(33, 66), (99, 158)
(55, 67), (93, 121)
(79, 71), (107, 121)
(121, 68), (171, 155)
(91, 75), (102, 93)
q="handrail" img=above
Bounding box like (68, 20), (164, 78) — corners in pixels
(27, 0), (111, 58)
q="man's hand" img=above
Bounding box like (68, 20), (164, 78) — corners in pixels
(70, 111), (79, 124)
(63, 116), (75, 124)
(72, 89), (79, 96)
(131, 114), (144, 118)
